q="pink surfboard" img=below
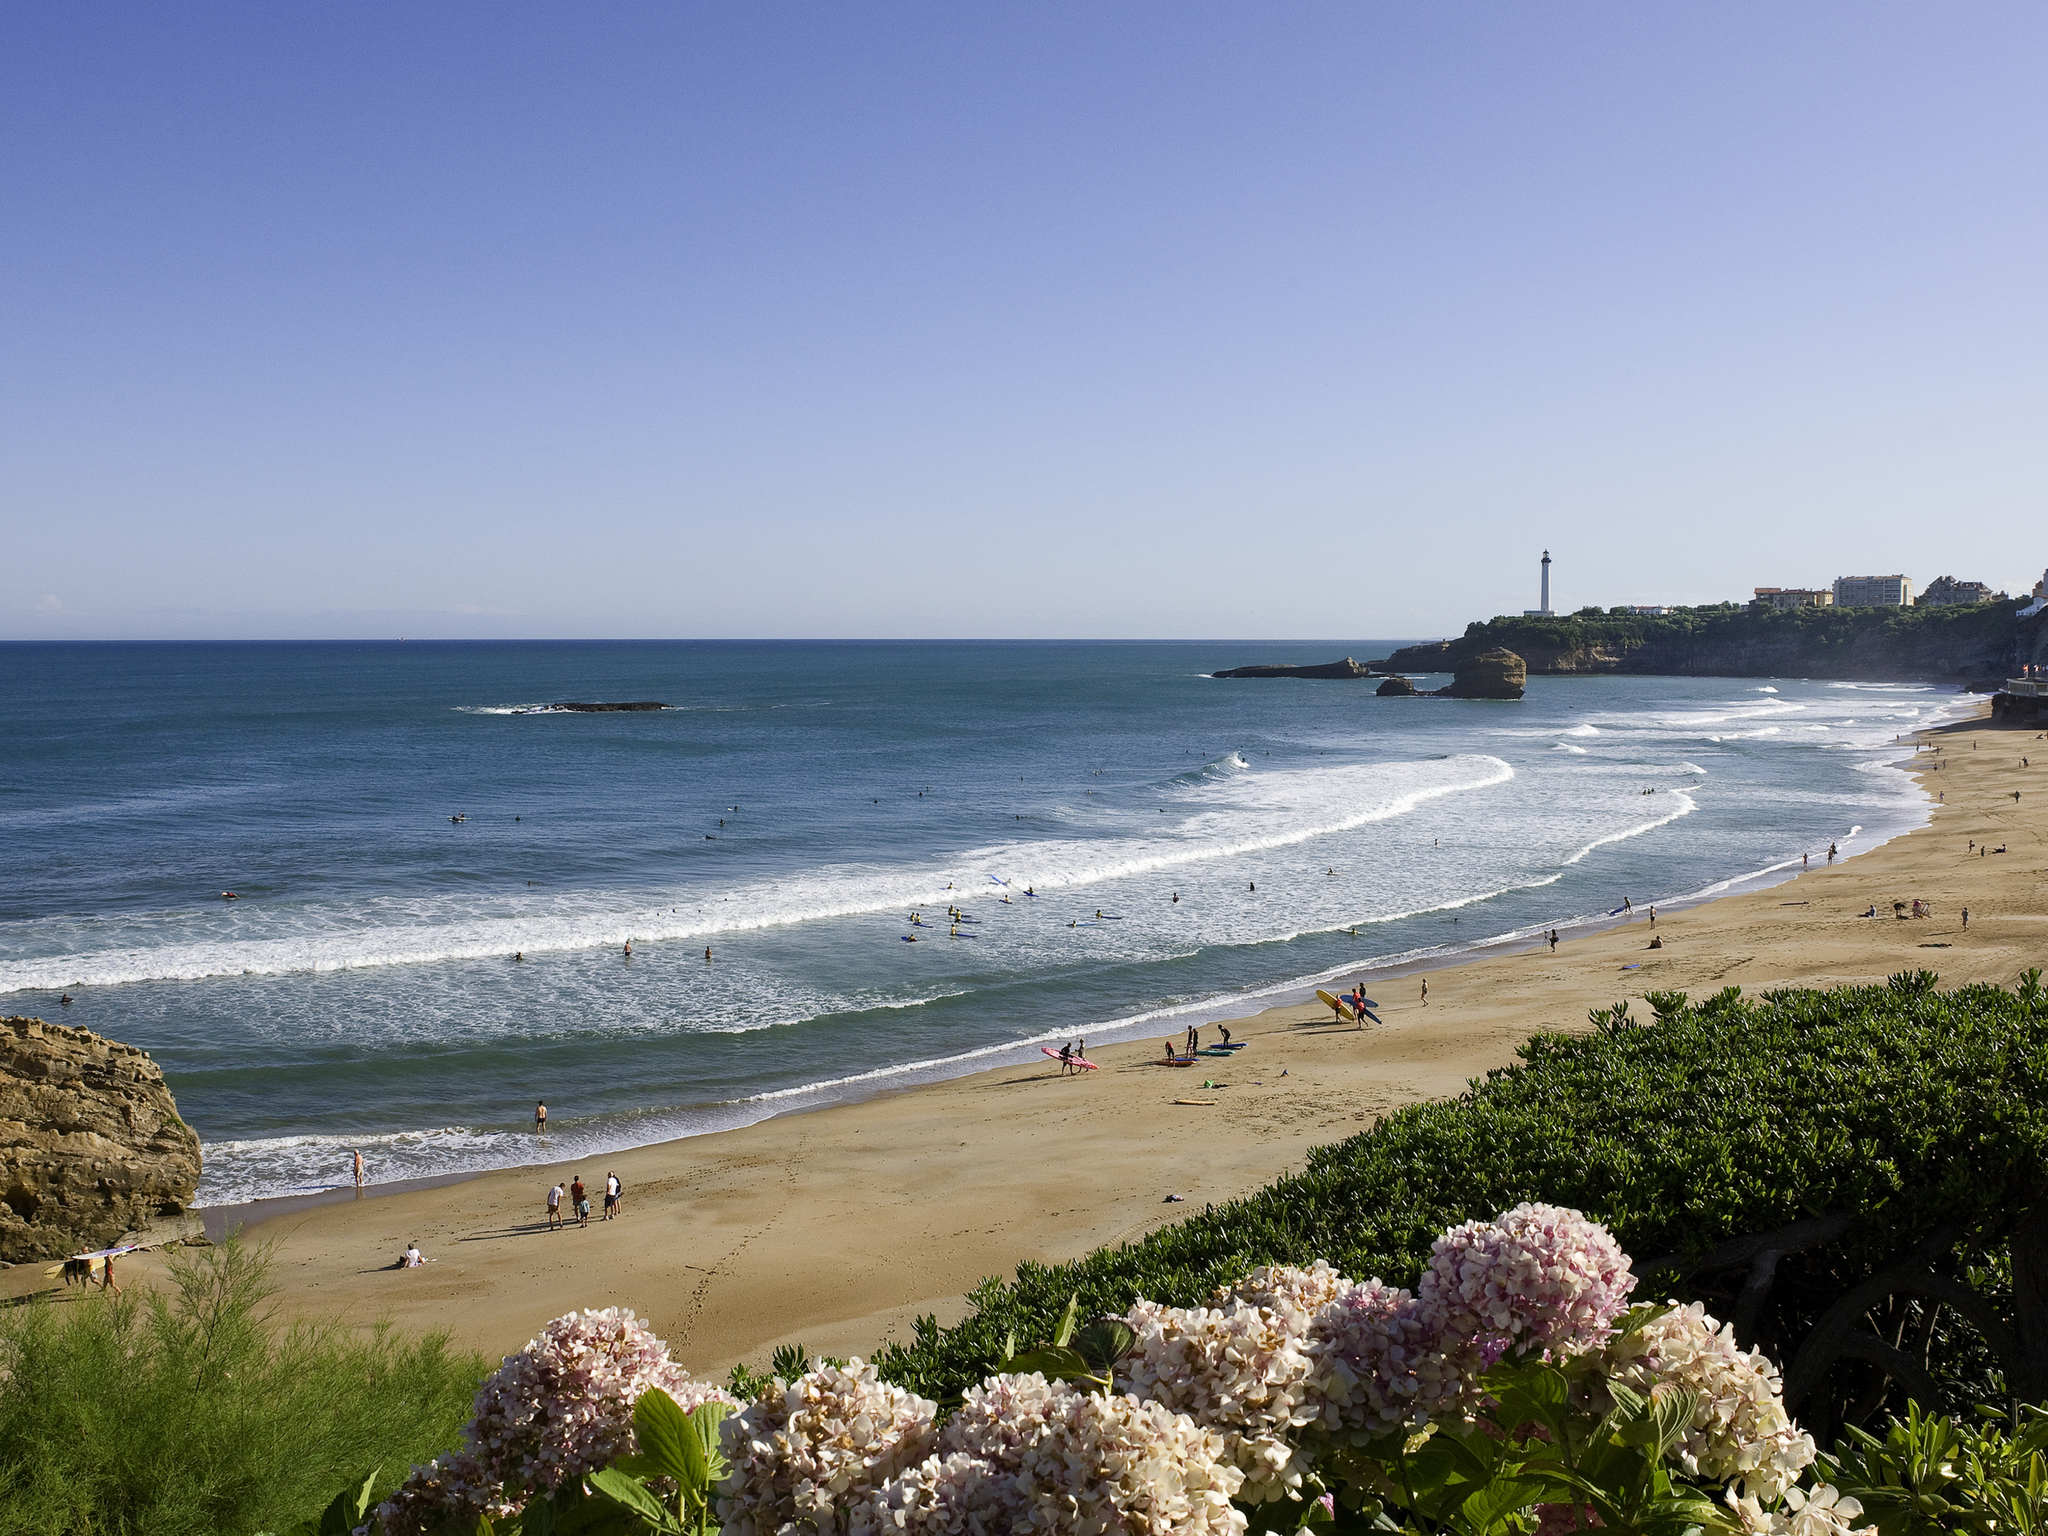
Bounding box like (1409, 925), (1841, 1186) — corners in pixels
(1042, 1046), (1099, 1069)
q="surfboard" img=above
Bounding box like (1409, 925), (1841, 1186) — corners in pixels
(1315, 988), (1358, 1022)
(1173, 1099), (1217, 1106)
(1041, 1047), (1099, 1070)
(1162, 1057), (1196, 1067)
(1357, 1006), (1382, 1025)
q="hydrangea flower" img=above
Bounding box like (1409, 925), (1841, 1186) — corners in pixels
(717, 1358), (939, 1535)
(1606, 1301), (1818, 1505)
(858, 1372), (1246, 1535)
(1418, 1203), (1636, 1364)
(1120, 1295), (1321, 1500)
(1727, 1482), (1873, 1535)
(373, 1308), (731, 1535)
(1301, 1276), (1461, 1439)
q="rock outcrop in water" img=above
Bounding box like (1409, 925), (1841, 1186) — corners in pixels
(1210, 657), (1374, 680)
(1, 1017), (201, 1263)
(1375, 675), (1418, 696)
(1436, 648), (1527, 700)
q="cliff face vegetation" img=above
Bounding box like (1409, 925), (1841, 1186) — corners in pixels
(1374, 600), (2044, 683)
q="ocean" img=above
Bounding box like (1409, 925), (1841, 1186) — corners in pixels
(0, 641), (1964, 1206)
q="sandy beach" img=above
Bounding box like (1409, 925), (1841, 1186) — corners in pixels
(10, 710), (2042, 1378)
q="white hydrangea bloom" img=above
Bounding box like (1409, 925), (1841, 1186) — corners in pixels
(1220, 1259), (1353, 1315)
(1727, 1482), (1874, 1535)
(1120, 1295), (1321, 1501)
(1607, 1301), (1817, 1504)
(858, 1372), (1246, 1535)
(718, 1358), (939, 1535)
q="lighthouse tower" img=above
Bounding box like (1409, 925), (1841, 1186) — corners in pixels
(1526, 551), (1553, 617)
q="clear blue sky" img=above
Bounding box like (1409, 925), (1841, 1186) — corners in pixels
(4, 5), (2043, 639)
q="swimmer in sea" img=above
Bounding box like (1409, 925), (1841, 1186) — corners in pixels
(704, 946), (713, 962)
(221, 891), (239, 900)
(623, 941), (632, 958)
(59, 992), (72, 1006)
(1172, 892), (1179, 903)
(513, 951), (524, 962)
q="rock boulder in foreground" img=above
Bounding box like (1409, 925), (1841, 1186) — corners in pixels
(0, 1016), (201, 1263)
(1437, 647), (1527, 700)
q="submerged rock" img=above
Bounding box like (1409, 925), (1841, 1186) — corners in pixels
(1, 1017), (201, 1263)
(549, 701), (666, 712)
(1436, 647), (1527, 700)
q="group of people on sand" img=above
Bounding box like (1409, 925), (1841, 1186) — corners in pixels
(546, 1171), (624, 1229)
(1054, 1037), (1089, 1074)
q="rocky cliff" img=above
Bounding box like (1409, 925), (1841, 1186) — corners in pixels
(1373, 601), (2045, 684)
(1, 1017), (202, 1263)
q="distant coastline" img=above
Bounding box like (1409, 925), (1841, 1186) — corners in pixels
(1370, 600), (2047, 685)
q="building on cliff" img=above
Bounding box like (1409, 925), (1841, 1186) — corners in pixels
(1832, 574), (1913, 607)
(1919, 575), (2003, 608)
(1753, 587), (1834, 610)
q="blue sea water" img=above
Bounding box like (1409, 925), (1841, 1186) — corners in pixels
(0, 641), (1963, 1205)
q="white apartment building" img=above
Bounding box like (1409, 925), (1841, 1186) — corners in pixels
(1831, 575), (1913, 608)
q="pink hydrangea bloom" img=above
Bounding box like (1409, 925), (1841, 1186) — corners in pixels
(373, 1308), (731, 1535)
(1418, 1203), (1636, 1362)
(1301, 1276), (1461, 1438)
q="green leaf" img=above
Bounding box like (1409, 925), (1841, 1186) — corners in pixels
(1458, 1475), (1549, 1531)
(1648, 1384), (1698, 1460)
(1071, 1318), (1136, 1370)
(631, 1387), (699, 1489)
(586, 1467), (673, 1529)
(999, 1345), (1093, 1379)
(1051, 1292), (1081, 1348)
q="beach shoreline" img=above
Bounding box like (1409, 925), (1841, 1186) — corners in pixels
(192, 731), (1949, 1227)
(14, 707), (2043, 1384)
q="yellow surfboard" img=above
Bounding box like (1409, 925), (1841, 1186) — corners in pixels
(1315, 988), (1357, 1022)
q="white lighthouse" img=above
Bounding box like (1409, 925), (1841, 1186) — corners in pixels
(1526, 551), (1553, 617)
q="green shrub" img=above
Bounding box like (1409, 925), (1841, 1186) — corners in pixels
(0, 1237), (486, 1536)
(1823, 1399), (2048, 1534)
(872, 976), (2048, 1439)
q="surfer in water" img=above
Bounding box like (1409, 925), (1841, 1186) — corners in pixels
(1171, 891), (1179, 904)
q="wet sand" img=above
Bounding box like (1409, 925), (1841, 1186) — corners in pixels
(11, 710), (2043, 1380)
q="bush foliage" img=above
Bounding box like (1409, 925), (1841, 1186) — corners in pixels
(872, 974), (2048, 1437)
(0, 1237), (485, 1536)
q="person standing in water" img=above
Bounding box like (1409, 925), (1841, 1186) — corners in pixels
(535, 1101), (548, 1134)
(352, 1149), (365, 1190)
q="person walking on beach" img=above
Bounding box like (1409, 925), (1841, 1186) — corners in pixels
(101, 1252), (121, 1294)
(604, 1172), (620, 1220)
(547, 1181), (564, 1230)
(1828, 842), (1838, 863)
(1548, 929), (1558, 951)
(1420, 977), (1429, 1006)
(1647, 906), (1656, 926)
(352, 1149), (365, 1189)
(1058, 1042), (1073, 1075)
(535, 1101), (548, 1134)
(571, 1175), (589, 1228)
(1962, 907), (1970, 930)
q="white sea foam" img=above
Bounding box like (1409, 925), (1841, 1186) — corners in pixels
(0, 753), (1516, 993)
